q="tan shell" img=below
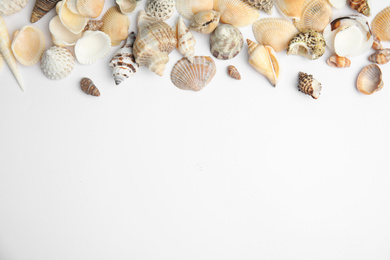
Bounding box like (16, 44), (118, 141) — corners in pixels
(80, 77), (100, 96)
(244, 0), (273, 14)
(175, 16), (196, 63)
(247, 39), (280, 87)
(368, 49), (390, 65)
(100, 6), (130, 46)
(274, 0), (305, 19)
(327, 55), (351, 68)
(356, 64), (383, 95)
(189, 10), (220, 34)
(371, 6), (390, 42)
(210, 24), (243, 60)
(372, 36), (382, 50)
(31, 0), (61, 23)
(116, 0), (141, 14)
(298, 71), (322, 99)
(293, 0), (332, 32)
(0, 0), (29, 15)
(58, 0), (89, 34)
(213, 0), (259, 28)
(145, 0), (175, 21)
(348, 0), (370, 16)
(253, 18), (299, 52)
(227, 65), (241, 80)
(11, 25), (45, 67)
(76, 0), (104, 18)
(50, 15), (82, 46)
(175, 0), (214, 20)
(171, 56), (216, 91)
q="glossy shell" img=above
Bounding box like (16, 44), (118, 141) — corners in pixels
(11, 25), (45, 66)
(227, 65), (241, 80)
(327, 55), (351, 68)
(210, 24), (243, 60)
(356, 64), (383, 95)
(41, 46), (75, 80)
(145, 0), (175, 21)
(31, 0), (61, 23)
(80, 77), (100, 96)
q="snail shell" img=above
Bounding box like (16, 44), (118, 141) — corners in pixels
(368, 49), (390, 65)
(227, 65), (241, 80)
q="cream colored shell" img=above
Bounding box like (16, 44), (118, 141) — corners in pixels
(41, 46), (75, 80)
(274, 0), (305, 19)
(75, 30), (111, 65)
(77, 0), (104, 18)
(371, 6), (390, 42)
(0, 0), (29, 15)
(58, 0), (89, 34)
(189, 10), (220, 34)
(175, 0), (214, 20)
(293, 0), (332, 32)
(100, 6), (130, 46)
(175, 16), (196, 63)
(213, 0), (259, 27)
(11, 25), (45, 66)
(49, 15), (82, 47)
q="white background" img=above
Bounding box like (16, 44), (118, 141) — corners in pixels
(1, 1), (390, 260)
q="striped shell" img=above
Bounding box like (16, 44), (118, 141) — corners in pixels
(274, 0), (305, 19)
(210, 24), (243, 60)
(356, 64), (383, 95)
(175, 16), (196, 63)
(371, 6), (390, 42)
(227, 65), (241, 80)
(326, 55), (351, 68)
(31, 0), (61, 23)
(80, 77), (100, 96)
(298, 71), (322, 99)
(100, 6), (130, 46)
(293, 0), (332, 32)
(368, 49), (390, 65)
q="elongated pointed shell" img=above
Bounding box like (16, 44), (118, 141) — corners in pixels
(369, 49), (390, 64)
(41, 46), (75, 80)
(293, 0), (332, 32)
(274, 0), (305, 20)
(101, 6), (130, 46)
(371, 6), (390, 42)
(253, 18), (299, 52)
(175, 16), (196, 63)
(145, 0), (175, 21)
(348, 0), (370, 16)
(244, 0), (273, 14)
(327, 55), (351, 68)
(58, 0), (89, 34)
(11, 25), (45, 67)
(75, 30), (111, 65)
(81, 77), (100, 96)
(31, 0), (61, 23)
(171, 56), (216, 91)
(227, 65), (241, 80)
(50, 15), (82, 47)
(357, 64), (383, 95)
(175, 0), (214, 20)
(287, 29), (326, 60)
(298, 72), (322, 99)
(189, 10), (220, 34)
(213, 0), (259, 28)
(116, 0), (141, 14)
(0, 0), (29, 15)
(210, 24), (243, 60)
(77, 0), (104, 18)
(247, 39), (280, 87)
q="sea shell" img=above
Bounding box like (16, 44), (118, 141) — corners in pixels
(274, 0), (305, 19)
(116, 0), (141, 14)
(293, 0), (333, 32)
(58, 0), (89, 34)
(100, 6), (130, 46)
(368, 49), (390, 65)
(175, 15), (196, 63)
(11, 25), (45, 66)
(189, 10), (220, 34)
(0, 0), (29, 15)
(170, 56), (216, 91)
(133, 11), (177, 76)
(348, 0), (370, 16)
(109, 32), (139, 85)
(80, 77), (100, 96)
(76, 0), (104, 18)
(83, 20), (104, 31)
(371, 6), (390, 42)
(0, 16), (24, 91)
(244, 0), (273, 14)
(145, 0), (175, 21)
(298, 72), (322, 99)
(49, 15), (82, 46)
(213, 0), (259, 28)
(247, 39), (280, 87)
(252, 18), (299, 52)
(175, 0), (214, 20)
(227, 65), (241, 80)
(326, 55), (351, 68)
(372, 36), (382, 50)
(0, 53), (3, 72)
(41, 46), (75, 80)
(75, 30), (111, 65)
(210, 24), (243, 60)
(287, 29), (326, 60)
(31, 0), (61, 23)
(356, 64), (383, 95)
(328, 0), (347, 9)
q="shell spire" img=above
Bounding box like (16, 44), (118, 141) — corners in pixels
(175, 16), (196, 64)
(31, 0), (61, 23)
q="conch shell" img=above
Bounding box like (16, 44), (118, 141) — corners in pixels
(175, 16), (196, 63)
(213, 0), (259, 28)
(356, 64), (383, 95)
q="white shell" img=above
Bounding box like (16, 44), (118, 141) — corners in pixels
(41, 46), (75, 80)
(11, 25), (45, 66)
(0, 0), (29, 15)
(145, 0), (175, 21)
(116, 0), (141, 14)
(175, 15), (196, 63)
(49, 15), (82, 47)
(58, 0), (89, 34)
(213, 0), (259, 28)
(328, 0), (347, 9)
(75, 30), (111, 65)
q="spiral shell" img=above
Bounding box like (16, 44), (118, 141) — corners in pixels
(175, 16), (196, 63)
(145, 0), (175, 21)
(287, 29), (326, 60)
(298, 72), (322, 99)
(348, 0), (370, 16)
(227, 65), (241, 80)
(41, 46), (75, 80)
(189, 10), (220, 34)
(326, 55), (351, 68)
(356, 64), (383, 95)
(213, 0), (259, 28)
(80, 77), (100, 96)
(371, 6), (390, 42)
(210, 24), (243, 60)
(31, 0), (61, 23)
(116, 0), (141, 14)
(368, 49), (390, 65)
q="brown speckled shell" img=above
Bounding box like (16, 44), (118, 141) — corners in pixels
(210, 24), (243, 60)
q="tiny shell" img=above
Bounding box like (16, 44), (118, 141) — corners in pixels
(77, 0), (104, 18)
(293, 0), (332, 32)
(83, 20), (104, 32)
(210, 24), (243, 60)
(327, 55), (351, 68)
(175, 16), (196, 63)
(213, 0), (259, 28)
(372, 36), (382, 50)
(189, 10), (220, 34)
(41, 46), (75, 80)
(227, 65), (241, 80)
(11, 25), (45, 66)
(31, 0), (61, 23)
(145, 0), (175, 21)
(287, 29), (326, 60)
(348, 0), (370, 16)
(80, 77), (100, 96)
(356, 64), (383, 95)
(116, 0), (141, 14)
(50, 15), (82, 47)
(58, 0), (89, 34)
(371, 6), (390, 42)
(175, 0), (214, 20)
(100, 6), (130, 46)
(298, 71), (322, 99)
(75, 30), (111, 65)
(171, 56), (217, 91)
(368, 49), (390, 65)
(244, 0), (273, 14)
(0, 0), (29, 15)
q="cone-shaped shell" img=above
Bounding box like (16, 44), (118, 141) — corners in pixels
(227, 65), (241, 80)
(274, 0), (305, 19)
(327, 55), (351, 68)
(80, 77), (100, 96)
(369, 49), (390, 64)
(213, 0), (259, 28)
(58, 0), (89, 34)
(293, 0), (332, 32)
(371, 6), (390, 42)
(11, 25), (45, 67)
(253, 18), (299, 52)
(189, 10), (220, 34)
(210, 24), (243, 60)
(247, 39), (280, 86)
(298, 71), (322, 99)
(116, 0), (141, 14)
(348, 0), (370, 16)
(145, 0), (175, 21)
(175, 0), (214, 20)
(77, 0), (104, 18)
(49, 16), (82, 47)
(75, 30), (111, 65)
(0, 16), (24, 91)
(100, 6), (130, 46)
(31, 0), (61, 23)
(175, 16), (196, 63)
(0, 0), (29, 15)
(41, 46), (75, 80)
(171, 56), (216, 91)
(356, 64), (383, 95)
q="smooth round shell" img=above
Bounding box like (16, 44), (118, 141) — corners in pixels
(213, 0), (259, 28)
(175, 0), (214, 20)
(11, 25), (45, 66)
(0, 0), (29, 15)
(210, 24), (243, 60)
(145, 0), (175, 21)
(75, 30), (111, 65)
(41, 46), (75, 80)
(100, 6), (130, 46)
(49, 15), (82, 47)
(371, 6), (390, 41)
(357, 64), (383, 95)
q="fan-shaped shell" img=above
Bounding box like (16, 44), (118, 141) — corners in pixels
(0, 0), (29, 15)
(189, 10), (220, 34)
(145, 0), (175, 21)
(41, 46), (75, 80)
(213, 0), (259, 27)
(58, 0), (89, 34)
(356, 64), (383, 95)
(293, 0), (332, 32)
(171, 56), (217, 91)
(100, 6), (130, 46)
(210, 24), (243, 60)
(253, 18), (299, 52)
(274, 0), (305, 19)
(371, 6), (390, 42)
(11, 25), (45, 67)
(49, 15), (82, 47)
(175, 0), (214, 20)
(76, 0), (104, 18)
(75, 30), (111, 65)
(116, 0), (141, 14)
(175, 16), (196, 63)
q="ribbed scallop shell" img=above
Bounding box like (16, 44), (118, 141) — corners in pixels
(75, 30), (111, 65)
(293, 0), (332, 32)
(210, 24), (243, 60)
(369, 49), (390, 65)
(11, 25), (45, 67)
(213, 0), (259, 27)
(0, 0), (29, 15)
(274, 0), (305, 19)
(175, 16), (196, 63)
(58, 0), (89, 34)
(116, 0), (141, 14)
(100, 6), (130, 46)
(356, 64), (383, 95)
(227, 65), (241, 80)
(189, 10), (220, 34)
(327, 55), (351, 68)
(371, 6), (390, 42)
(171, 56), (216, 91)
(175, 0), (214, 20)
(41, 46), (75, 80)
(253, 18), (299, 52)
(77, 0), (104, 18)
(145, 0), (175, 21)
(50, 16), (82, 47)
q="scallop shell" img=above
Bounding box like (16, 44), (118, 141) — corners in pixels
(327, 55), (351, 68)
(76, 0), (104, 18)
(11, 25), (45, 67)
(133, 11), (177, 76)
(41, 46), (75, 80)
(83, 20), (104, 31)
(293, 0), (332, 32)
(244, 0), (273, 14)
(0, 16), (24, 91)
(116, 0), (141, 14)
(50, 15), (82, 47)
(175, 0), (214, 20)
(274, 0), (305, 19)
(145, 0), (175, 21)
(368, 49), (390, 65)
(100, 6), (130, 46)
(210, 24), (243, 60)
(75, 30), (111, 65)
(189, 10), (220, 34)
(371, 6), (390, 42)
(227, 65), (241, 80)
(298, 71), (322, 99)
(252, 18), (299, 52)
(247, 39), (280, 87)
(58, 0), (89, 34)
(287, 29), (326, 60)
(80, 77), (100, 96)
(109, 32), (139, 85)
(356, 64), (383, 95)
(175, 15), (196, 63)
(0, 0), (29, 15)
(348, 0), (370, 16)
(213, 0), (259, 28)
(170, 56), (216, 91)
(31, 0), (61, 23)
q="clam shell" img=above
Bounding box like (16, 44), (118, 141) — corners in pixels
(210, 24), (243, 60)
(175, 16), (196, 63)
(368, 49), (390, 65)
(327, 55), (351, 68)
(244, 0), (273, 14)
(116, 0), (141, 14)
(356, 64), (383, 95)
(175, 0), (214, 20)
(80, 77), (100, 96)
(100, 6), (130, 46)
(348, 0), (371, 16)
(50, 15), (82, 46)
(253, 18), (299, 52)
(247, 39), (280, 87)
(293, 0), (332, 32)
(189, 10), (220, 34)
(31, 0), (61, 23)
(213, 0), (259, 28)
(77, 0), (104, 18)
(145, 0), (175, 21)
(75, 30), (111, 65)
(227, 65), (241, 80)
(298, 71), (322, 99)
(58, 0), (89, 34)
(274, 0), (305, 20)
(11, 25), (45, 66)
(41, 46), (75, 80)
(0, 0), (29, 15)
(170, 56), (217, 91)
(371, 6), (390, 42)
(287, 29), (326, 60)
